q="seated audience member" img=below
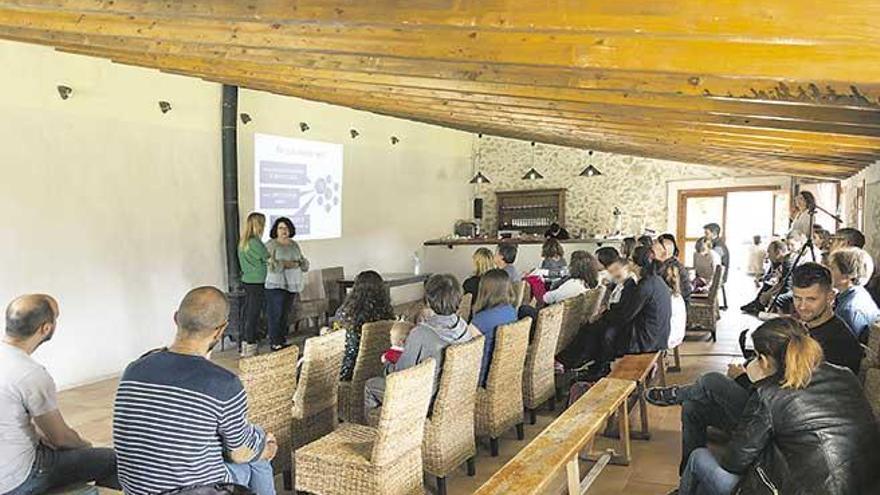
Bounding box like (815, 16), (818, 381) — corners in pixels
(462, 247), (494, 304)
(662, 261), (687, 350)
(544, 222), (570, 240)
(621, 237), (637, 259)
(746, 235), (766, 276)
(653, 317), (880, 494)
(1, 295), (120, 495)
(364, 274), (471, 411)
(380, 323), (412, 367)
(114, 287), (277, 495)
(637, 234), (654, 248)
(601, 249), (638, 310)
(741, 240), (792, 315)
(785, 230), (808, 261)
(556, 245), (671, 380)
(540, 237), (567, 272)
(828, 247), (880, 342)
(789, 262), (863, 374)
(693, 237), (721, 291)
(703, 223), (730, 285)
(595, 246), (619, 286)
(829, 227), (866, 251)
(543, 250), (599, 305)
(332, 270), (396, 381)
(654, 234), (692, 303)
(470, 269), (518, 387)
(495, 243), (521, 282)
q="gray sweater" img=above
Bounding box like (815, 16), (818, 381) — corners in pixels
(265, 239), (310, 292)
(392, 314), (471, 395)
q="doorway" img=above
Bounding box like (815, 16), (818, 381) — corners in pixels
(677, 186), (786, 272)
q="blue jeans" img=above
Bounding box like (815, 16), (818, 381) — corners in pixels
(226, 459), (276, 495)
(265, 289), (293, 347)
(679, 448), (741, 495)
(7, 443), (119, 495)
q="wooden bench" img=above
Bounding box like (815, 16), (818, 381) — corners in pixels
(607, 352), (661, 441)
(474, 377), (636, 495)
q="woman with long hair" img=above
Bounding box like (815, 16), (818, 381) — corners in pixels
(540, 237), (566, 271)
(264, 217), (310, 351)
(462, 247), (495, 300)
(333, 270), (395, 381)
(662, 260), (686, 350)
(471, 268), (518, 387)
(543, 250), (599, 305)
(789, 190), (817, 238)
(675, 317), (880, 494)
(237, 212), (268, 357)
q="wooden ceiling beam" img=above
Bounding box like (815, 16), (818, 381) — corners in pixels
(1, 5), (879, 84)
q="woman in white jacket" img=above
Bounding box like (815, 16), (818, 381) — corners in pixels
(543, 251), (599, 305)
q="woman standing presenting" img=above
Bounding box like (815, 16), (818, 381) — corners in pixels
(789, 190), (816, 238)
(238, 212), (269, 357)
(265, 217), (310, 351)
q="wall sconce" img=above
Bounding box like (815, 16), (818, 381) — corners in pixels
(350, 129), (360, 139)
(158, 101), (172, 114)
(56, 85), (73, 100)
(469, 172), (491, 184)
(579, 150), (602, 177)
(240, 113), (252, 124)
(390, 136), (400, 145)
(299, 122), (310, 132)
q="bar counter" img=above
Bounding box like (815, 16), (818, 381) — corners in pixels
(421, 236), (623, 282)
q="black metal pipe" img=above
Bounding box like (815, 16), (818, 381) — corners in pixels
(222, 84), (242, 294)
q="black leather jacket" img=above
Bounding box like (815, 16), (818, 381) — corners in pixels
(724, 363), (880, 494)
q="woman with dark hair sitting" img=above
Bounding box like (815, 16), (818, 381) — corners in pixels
(471, 269), (518, 387)
(673, 317), (880, 495)
(543, 251), (598, 305)
(557, 245), (672, 380)
(332, 271), (396, 381)
(540, 237), (567, 272)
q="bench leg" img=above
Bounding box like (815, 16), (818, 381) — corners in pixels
(631, 381), (651, 441)
(566, 456), (580, 494)
(669, 346), (682, 372)
(615, 398), (632, 465)
(657, 352), (668, 387)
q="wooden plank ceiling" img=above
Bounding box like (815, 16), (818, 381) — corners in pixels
(1, 1), (879, 179)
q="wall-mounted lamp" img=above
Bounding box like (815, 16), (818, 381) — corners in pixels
(350, 129), (360, 139)
(299, 122), (310, 132)
(240, 113), (252, 125)
(390, 136), (400, 145)
(57, 85), (73, 100)
(158, 101), (172, 114)
(469, 172), (491, 184)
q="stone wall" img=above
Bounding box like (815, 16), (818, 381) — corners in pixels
(473, 136), (760, 235)
(841, 161), (880, 259)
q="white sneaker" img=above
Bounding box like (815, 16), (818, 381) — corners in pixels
(240, 343), (258, 358)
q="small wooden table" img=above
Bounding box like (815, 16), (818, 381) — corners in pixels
(336, 272), (430, 304)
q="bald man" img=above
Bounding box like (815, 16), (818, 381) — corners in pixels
(1, 294), (119, 495)
(113, 287), (277, 495)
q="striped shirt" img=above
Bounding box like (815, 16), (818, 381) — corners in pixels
(113, 350), (265, 495)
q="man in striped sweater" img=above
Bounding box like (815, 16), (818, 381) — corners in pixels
(113, 287), (277, 495)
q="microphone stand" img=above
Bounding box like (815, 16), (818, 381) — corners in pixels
(767, 208), (816, 311)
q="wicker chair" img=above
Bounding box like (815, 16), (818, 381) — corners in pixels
(290, 331), (346, 487)
(864, 368), (880, 421)
(687, 265), (725, 342)
(423, 336), (485, 495)
(338, 320), (399, 424)
(583, 284), (606, 322)
(522, 303), (564, 424)
(239, 345), (299, 490)
(457, 293), (473, 321)
(292, 269), (329, 332)
(513, 280), (530, 307)
(555, 292), (589, 354)
(859, 321), (880, 381)
(475, 317), (531, 456)
(295, 359), (437, 495)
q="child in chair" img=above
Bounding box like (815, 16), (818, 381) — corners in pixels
(381, 323), (412, 370)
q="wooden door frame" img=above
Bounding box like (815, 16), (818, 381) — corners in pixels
(676, 185), (782, 263)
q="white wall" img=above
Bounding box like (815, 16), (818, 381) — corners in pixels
(0, 41), (473, 388)
(0, 41), (225, 389)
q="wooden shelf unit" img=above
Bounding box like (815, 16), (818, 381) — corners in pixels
(496, 189), (566, 234)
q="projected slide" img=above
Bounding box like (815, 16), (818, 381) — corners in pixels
(254, 133), (343, 240)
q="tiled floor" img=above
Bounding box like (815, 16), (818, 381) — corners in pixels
(60, 274), (761, 495)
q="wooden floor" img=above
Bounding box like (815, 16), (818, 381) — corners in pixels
(60, 274), (759, 495)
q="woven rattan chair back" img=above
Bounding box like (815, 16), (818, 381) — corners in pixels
(476, 317), (531, 442)
(583, 284), (606, 322)
(707, 264), (725, 303)
(523, 303), (564, 409)
(555, 292), (589, 353)
(372, 359), (437, 466)
(338, 319), (397, 424)
(457, 293), (473, 321)
(293, 331), (345, 420)
(239, 345), (300, 476)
